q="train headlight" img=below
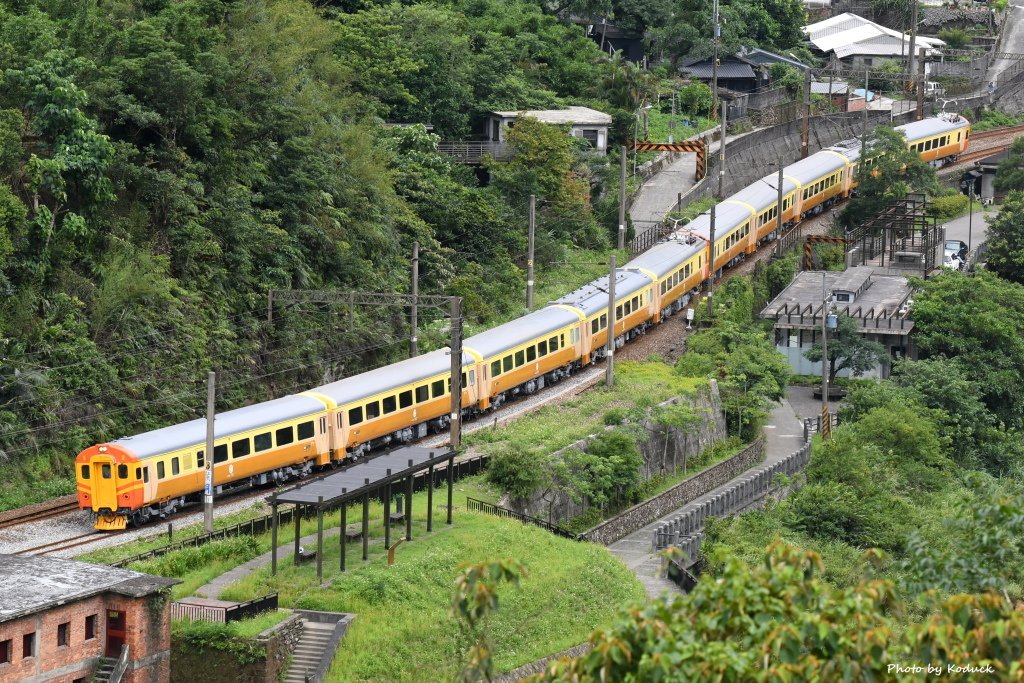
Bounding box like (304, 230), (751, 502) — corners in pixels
(98, 446), (107, 452)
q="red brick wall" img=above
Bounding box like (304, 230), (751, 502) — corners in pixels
(0, 590), (172, 683)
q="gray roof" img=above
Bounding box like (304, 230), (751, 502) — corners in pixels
(553, 270), (653, 317)
(111, 395), (327, 459)
(729, 174), (800, 214)
(464, 308), (580, 359)
(739, 47), (809, 71)
(679, 60), (757, 80)
(490, 106), (612, 126)
(898, 115), (970, 143)
(784, 150), (849, 185)
(624, 241), (704, 278)
(0, 554), (178, 624)
(685, 202), (755, 241)
(826, 137), (863, 163)
(811, 81), (849, 94)
(308, 348), (473, 405)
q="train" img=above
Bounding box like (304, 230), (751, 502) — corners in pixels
(76, 114), (971, 530)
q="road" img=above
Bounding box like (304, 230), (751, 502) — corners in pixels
(942, 209), (991, 253)
(988, 4), (1024, 87)
(628, 154), (697, 227)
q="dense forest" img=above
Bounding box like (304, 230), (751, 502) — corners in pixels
(0, 0), (806, 505)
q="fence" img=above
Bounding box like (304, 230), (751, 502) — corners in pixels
(111, 454), (489, 568)
(466, 497), (578, 539)
(171, 593), (279, 623)
(436, 141), (512, 164)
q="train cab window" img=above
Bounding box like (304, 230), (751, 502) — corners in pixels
(366, 401), (381, 420)
(431, 379), (445, 398)
(118, 464), (128, 479)
(142, 467), (149, 483)
(157, 461), (165, 479)
(298, 421), (315, 439)
(348, 406), (364, 425)
(382, 396), (396, 415)
(171, 457), (180, 475)
(399, 391), (413, 409)
(276, 426), (295, 445)
(81, 465), (90, 480)
(538, 340), (548, 356)
(254, 432), (273, 452)
(490, 360), (501, 377)
(101, 464), (111, 479)
(527, 346), (536, 362)
(515, 350), (525, 367)
(214, 445), (228, 463)
(503, 355), (513, 372)
(416, 385), (430, 403)
(233, 439), (251, 458)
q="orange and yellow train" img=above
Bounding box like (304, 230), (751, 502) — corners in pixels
(76, 114), (970, 530)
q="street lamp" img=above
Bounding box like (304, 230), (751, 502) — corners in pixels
(820, 272), (837, 420)
(633, 103), (653, 176)
(967, 187), (975, 256)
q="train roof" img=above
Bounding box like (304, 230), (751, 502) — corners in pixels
(729, 174), (800, 214)
(897, 114), (969, 142)
(686, 202), (754, 239)
(624, 240), (703, 278)
(307, 348), (472, 405)
(109, 394), (327, 459)
(552, 269), (653, 317)
(785, 150), (849, 185)
(464, 307), (581, 358)
(826, 137), (863, 162)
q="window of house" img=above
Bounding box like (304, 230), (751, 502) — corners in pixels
(232, 439), (251, 458)
(366, 401), (381, 420)
(57, 622), (69, 648)
(431, 379), (445, 397)
(85, 616), (96, 640)
(382, 396), (396, 414)
(276, 426), (295, 445)
(298, 421), (315, 440)
(118, 464), (128, 479)
(22, 633), (34, 658)
(399, 391), (413, 409)
(581, 129), (599, 147)
(0, 639), (9, 664)
(171, 457), (180, 476)
(254, 432), (273, 452)
(214, 444), (228, 463)
(157, 461), (165, 480)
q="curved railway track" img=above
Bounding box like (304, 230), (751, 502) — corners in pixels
(941, 123), (1024, 173)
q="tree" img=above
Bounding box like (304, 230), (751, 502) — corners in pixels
(802, 314), (886, 385)
(598, 52), (658, 112)
(994, 136), (1024, 193)
(676, 82), (712, 118)
(452, 559), (527, 683)
(985, 190), (1024, 283)
(842, 125), (938, 225)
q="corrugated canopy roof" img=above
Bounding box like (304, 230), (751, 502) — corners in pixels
(491, 106), (612, 125)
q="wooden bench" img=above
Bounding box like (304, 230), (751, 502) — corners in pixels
(343, 525), (363, 542)
(297, 549), (317, 564)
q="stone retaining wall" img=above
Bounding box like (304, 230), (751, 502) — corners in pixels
(258, 613), (303, 683)
(578, 436), (765, 546)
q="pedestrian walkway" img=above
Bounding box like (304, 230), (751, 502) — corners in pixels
(607, 394), (805, 598)
(629, 154), (697, 226)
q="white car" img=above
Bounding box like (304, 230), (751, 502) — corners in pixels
(943, 251), (963, 270)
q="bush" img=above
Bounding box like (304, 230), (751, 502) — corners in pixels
(937, 28), (970, 50)
(928, 192), (969, 221)
(485, 447), (552, 500)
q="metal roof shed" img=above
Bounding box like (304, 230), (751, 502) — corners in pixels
(269, 446), (456, 582)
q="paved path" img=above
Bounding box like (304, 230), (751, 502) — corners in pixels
(629, 154), (697, 226)
(941, 209), (991, 253)
(988, 4), (1024, 87)
(607, 393), (805, 599)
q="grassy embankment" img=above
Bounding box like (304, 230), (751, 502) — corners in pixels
(97, 474), (643, 683)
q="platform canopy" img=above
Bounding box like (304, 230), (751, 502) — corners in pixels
(273, 446), (454, 509)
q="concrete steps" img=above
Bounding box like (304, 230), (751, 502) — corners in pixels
(283, 621), (337, 683)
(92, 656), (117, 683)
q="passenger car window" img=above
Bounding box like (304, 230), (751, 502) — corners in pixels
(298, 421), (315, 439)
(233, 439), (251, 458)
(254, 432), (272, 452)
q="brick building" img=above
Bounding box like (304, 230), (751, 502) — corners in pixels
(0, 554), (178, 683)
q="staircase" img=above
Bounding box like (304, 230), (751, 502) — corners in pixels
(91, 656), (117, 683)
(284, 620), (337, 683)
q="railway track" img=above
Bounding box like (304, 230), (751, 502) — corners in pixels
(941, 123), (1024, 173)
(12, 531), (127, 557)
(0, 497), (80, 532)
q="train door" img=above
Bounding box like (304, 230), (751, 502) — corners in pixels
(105, 610), (126, 657)
(91, 456), (118, 512)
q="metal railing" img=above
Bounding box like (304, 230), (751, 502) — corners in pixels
(436, 141), (512, 163)
(466, 497), (578, 539)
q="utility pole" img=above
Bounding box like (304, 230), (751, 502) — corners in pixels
(449, 297), (463, 451)
(707, 204), (716, 319)
(820, 272), (830, 422)
(775, 163), (785, 256)
(908, 0), (919, 86)
(527, 194), (536, 310)
(410, 241), (419, 358)
(605, 255), (617, 388)
(916, 47), (926, 121)
(718, 100), (727, 199)
(861, 69), (870, 162)
(711, 0), (720, 121)
(707, 99), (726, 319)
(618, 146), (627, 250)
(801, 67), (812, 159)
(203, 371), (215, 534)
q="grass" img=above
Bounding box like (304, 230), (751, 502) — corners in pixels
(232, 609), (291, 638)
(118, 473), (644, 682)
(667, 196), (716, 223)
(466, 361), (704, 459)
(218, 511), (645, 682)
